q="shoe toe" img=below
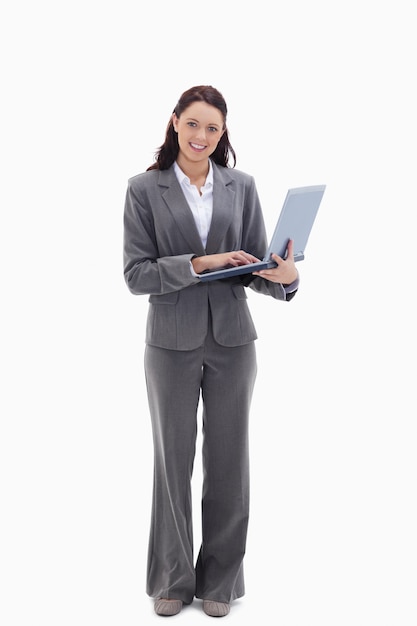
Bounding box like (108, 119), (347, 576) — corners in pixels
(203, 600), (230, 617)
(154, 598), (183, 616)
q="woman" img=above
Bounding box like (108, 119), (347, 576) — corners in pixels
(123, 85), (299, 617)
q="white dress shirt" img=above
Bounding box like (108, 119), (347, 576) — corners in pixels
(173, 160), (213, 248)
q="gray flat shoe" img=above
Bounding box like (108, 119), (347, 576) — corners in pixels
(154, 598), (183, 616)
(203, 600), (230, 617)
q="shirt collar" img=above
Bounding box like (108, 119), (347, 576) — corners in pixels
(174, 159), (213, 187)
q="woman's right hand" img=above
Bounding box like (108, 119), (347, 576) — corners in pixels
(191, 250), (260, 275)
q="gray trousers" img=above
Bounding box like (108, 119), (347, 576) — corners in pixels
(144, 320), (257, 604)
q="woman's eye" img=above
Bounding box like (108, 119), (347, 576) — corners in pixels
(208, 127), (218, 133)
(187, 122), (197, 127)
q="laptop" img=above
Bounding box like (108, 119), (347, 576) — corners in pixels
(197, 184), (326, 282)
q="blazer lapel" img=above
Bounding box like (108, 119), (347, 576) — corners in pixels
(205, 163), (236, 254)
(158, 168), (206, 255)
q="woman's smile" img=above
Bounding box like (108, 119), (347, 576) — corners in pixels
(189, 142), (206, 152)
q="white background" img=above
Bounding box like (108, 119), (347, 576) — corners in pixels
(1, 1), (416, 624)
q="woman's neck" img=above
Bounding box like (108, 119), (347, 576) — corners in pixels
(176, 156), (209, 186)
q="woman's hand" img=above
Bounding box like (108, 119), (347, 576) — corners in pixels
(252, 239), (298, 284)
(192, 250), (260, 275)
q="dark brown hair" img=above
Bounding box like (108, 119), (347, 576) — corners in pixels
(147, 85), (236, 171)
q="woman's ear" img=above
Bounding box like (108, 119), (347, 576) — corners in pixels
(172, 113), (179, 132)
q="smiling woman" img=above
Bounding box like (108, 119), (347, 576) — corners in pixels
(123, 84), (299, 618)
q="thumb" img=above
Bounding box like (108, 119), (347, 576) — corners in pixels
(285, 238), (294, 260)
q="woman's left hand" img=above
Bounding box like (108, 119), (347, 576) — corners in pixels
(252, 239), (298, 284)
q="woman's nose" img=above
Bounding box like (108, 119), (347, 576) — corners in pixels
(195, 128), (207, 141)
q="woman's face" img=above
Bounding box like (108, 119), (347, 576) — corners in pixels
(173, 101), (225, 166)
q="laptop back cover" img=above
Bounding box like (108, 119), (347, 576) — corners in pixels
(265, 184), (325, 261)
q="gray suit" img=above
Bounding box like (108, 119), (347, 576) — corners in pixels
(123, 162), (297, 604)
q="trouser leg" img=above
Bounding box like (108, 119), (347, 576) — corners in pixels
(195, 331), (257, 603)
(144, 343), (203, 604)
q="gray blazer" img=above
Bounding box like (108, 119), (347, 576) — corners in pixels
(123, 161), (296, 350)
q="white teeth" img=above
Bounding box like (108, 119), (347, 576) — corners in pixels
(191, 143), (205, 150)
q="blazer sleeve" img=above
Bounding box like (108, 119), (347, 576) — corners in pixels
(123, 176), (200, 296)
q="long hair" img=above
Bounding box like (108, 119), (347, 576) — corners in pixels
(147, 85), (236, 171)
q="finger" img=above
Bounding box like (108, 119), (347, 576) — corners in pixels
(234, 252), (260, 265)
(240, 251), (260, 262)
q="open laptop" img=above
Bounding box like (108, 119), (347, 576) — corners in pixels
(197, 184), (326, 282)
